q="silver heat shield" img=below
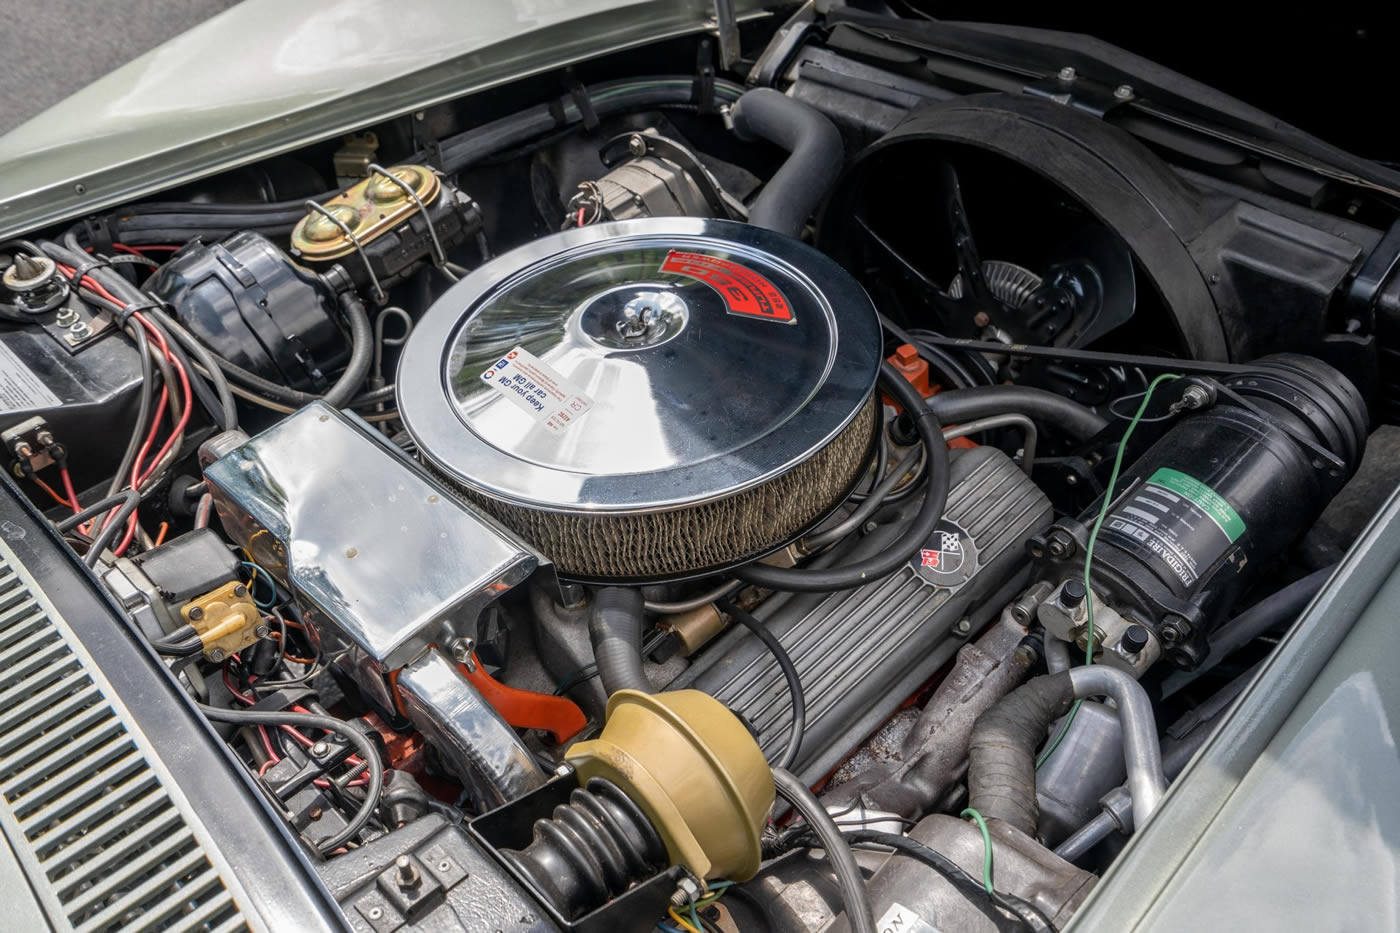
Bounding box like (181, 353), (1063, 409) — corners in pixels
(200, 402), (538, 708)
(396, 218), (883, 582)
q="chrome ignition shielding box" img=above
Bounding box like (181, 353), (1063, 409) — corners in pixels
(201, 402), (538, 687)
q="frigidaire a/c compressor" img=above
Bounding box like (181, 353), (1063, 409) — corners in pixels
(1032, 354), (1367, 670)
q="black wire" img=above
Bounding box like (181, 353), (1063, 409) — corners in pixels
(83, 491), (140, 567)
(717, 599), (805, 771)
(196, 703), (383, 854)
(777, 828), (1039, 932)
(55, 491), (138, 532)
(733, 364), (949, 592)
(846, 831), (1051, 932)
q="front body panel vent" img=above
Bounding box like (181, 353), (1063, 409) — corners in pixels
(0, 543), (250, 933)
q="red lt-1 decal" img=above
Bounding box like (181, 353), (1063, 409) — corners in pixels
(660, 250), (794, 323)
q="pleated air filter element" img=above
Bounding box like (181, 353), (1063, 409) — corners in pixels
(397, 219), (882, 582)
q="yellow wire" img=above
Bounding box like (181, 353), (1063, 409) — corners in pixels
(668, 907), (702, 933)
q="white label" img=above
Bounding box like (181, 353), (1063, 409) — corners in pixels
(478, 346), (594, 435)
(0, 343), (59, 414)
(876, 902), (943, 933)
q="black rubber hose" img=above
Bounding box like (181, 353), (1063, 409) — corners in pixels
(967, 672), (1076, 837)
(927, 386), (1108, 441)
(1160, 565), (1336, 698)
(588, 587), (652, 696)
(772, 767), (876, 933)
(719, 599), (805, 771)
(204, 289), (373, 410)
(728, 88), (844, 237)
(197, 703), (383, 855)
(734, 362), (949, 592)
(439, 76), (745, 173)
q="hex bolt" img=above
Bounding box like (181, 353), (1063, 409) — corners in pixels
(69, 322), (91, 338)
(253, 624), (270, 639)
(1161, 615), (1191, 644)
(1114, 84), (1135, 100)
(1058, 66), (1077, 81)
(670, 876), (703, 908)
(311, 741), (329, 757)
(954, 617), (972, 636)
(1046, 529), (1076, 560)
(208, 648), (226, 663)
(233, 583), (248, 598)
(627, 134), (647, 158)
(187, 606), (204, 621)
(1180, 384), (1211, 410)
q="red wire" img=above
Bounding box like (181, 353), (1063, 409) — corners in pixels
(222, 664), (369, 785)
(130, 312), (192, 484)
(58, 468), (81, 514)
(59, 262), (194, 556)
(112, 243), (181, 255)
(576, 207), (585, 228)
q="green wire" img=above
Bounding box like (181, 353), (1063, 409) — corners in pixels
(960, 807), (995, 894)
(1036, 373), (1181, 772)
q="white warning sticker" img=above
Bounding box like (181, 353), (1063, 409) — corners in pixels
(876, 901), (944, 933)
(479, 346), (594, 435)
(0, 343), (59, 414)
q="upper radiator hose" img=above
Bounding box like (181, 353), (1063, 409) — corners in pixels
(729, 89), (844, 237)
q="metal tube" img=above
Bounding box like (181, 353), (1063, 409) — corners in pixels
(643, 579), (741, 615)
(1043, 636), (1072, 674)
(1068, 666), (1168, 825)
(1054, 809), (1116, 862)
(941, 413), (1038, 475)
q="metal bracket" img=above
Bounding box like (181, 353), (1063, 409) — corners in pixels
(1023, 68), (1137, 118)
(711, 0), (740, 69)
(368, 163), (448, 272)
(302, 199), (387, 303)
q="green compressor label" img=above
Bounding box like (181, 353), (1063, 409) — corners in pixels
(1101, 467), (1245, 589)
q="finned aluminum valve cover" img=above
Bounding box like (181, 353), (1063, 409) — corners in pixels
(397, 218), (882, 581)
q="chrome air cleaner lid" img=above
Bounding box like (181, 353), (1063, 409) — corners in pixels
(396, 218), (881, 580)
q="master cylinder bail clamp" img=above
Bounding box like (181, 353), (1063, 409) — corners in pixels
(1031, 353), (1368, 671)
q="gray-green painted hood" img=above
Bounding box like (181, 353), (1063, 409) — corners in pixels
(0, 0), (768, 239)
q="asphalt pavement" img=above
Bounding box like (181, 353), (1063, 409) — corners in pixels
(0, 0), (238, 136)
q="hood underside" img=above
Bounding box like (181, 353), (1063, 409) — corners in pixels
(0, 0), (772, 240)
